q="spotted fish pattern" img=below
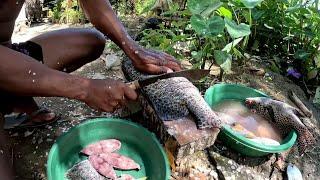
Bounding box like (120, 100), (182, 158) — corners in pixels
(245, 97), (315, 154)
(122, 58), (221, 129)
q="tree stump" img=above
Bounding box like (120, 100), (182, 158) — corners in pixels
(122, 64), (220, 166)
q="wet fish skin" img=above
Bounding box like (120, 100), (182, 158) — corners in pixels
(122, 58), (221, 129)
(81, 139), (121, 156)
(66, 160), (107, 180)
(245, 97), (315, 154)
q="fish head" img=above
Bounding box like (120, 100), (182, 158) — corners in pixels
(245, 97), (271, 115)
(245, 97), (262, 112)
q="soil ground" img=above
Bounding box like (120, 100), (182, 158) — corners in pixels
(3, 21), (320, 180)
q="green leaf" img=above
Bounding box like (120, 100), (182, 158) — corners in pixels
(240, 0), (263, 9)
(217, 7), (232, 19)
(224, 18), (251, 39)
(214, 50), (232, 73)
(188, 0), (222, 17)
(307, 69), (318, 80)
(214, 50), (230, 65)
(313, 87), (320, 107)
(191, 15), (224, 36)
(222, 37), (243, 52)
(220, 58), (232, 73)
(314, 54), (320, 68)
(201, 0), (223, 17)
(207, 16), (225, 36)
(294, 49), (310, 60)
(190, 14), (208, 35)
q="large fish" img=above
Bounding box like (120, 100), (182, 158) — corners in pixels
(122, 58), (221, 129)
(245, 97), (315, 154)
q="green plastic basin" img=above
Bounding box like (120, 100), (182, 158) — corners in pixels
(204, 83), (297, 157)
(47, 118), (170, 180)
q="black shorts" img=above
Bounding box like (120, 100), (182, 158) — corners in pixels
(10, 41), (44, 62)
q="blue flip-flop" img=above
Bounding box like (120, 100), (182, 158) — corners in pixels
(4, 108), (60, 130)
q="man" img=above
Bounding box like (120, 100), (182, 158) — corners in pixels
(0, 0), (181, 178)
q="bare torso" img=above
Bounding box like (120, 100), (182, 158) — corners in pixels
(0, 0), (24, 46)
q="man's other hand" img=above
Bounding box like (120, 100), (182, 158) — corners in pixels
(80, 79), (137, 112)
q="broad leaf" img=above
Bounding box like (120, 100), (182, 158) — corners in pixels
(214, 50), (232, 73)
(313, 87), (320, 107)
(207, 16), (225, 36)
(294, 49), (310, 60)
(190, 14), (208, 35)
(217, 7), (232, 19)
(188, 0), (222, 17)
(222, 37), (243, 52)
(191, 15), (224, 36)
(225, 18), (251, 39)
(240, 0), (263, 9)
(214, 50), (230, 64)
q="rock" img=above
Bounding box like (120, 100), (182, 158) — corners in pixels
(208, 150), (269, 180)
(181, 60), (193, 69)
(103, 54), (121, 70)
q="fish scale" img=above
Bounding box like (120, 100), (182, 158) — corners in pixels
(122, 58), (221, 129)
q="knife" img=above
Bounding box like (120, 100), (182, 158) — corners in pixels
(127, 69), (210, 90)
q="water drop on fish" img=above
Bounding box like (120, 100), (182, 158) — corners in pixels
(122, 41), (126, 45)
(134, 51), (139, 54)
(33, 72), (36, 76)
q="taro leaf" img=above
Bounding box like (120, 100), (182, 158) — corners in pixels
(294, 49), (310, 60)
(191, 14), (208, 35)
(214, 50), (232, 73)
(240, 0), (263, 9)
(225, 18), (251, 39)
(191, 15), (224, 36)
(222, 37), (243, 52)
(188, 0), (223, 17)
(191, 50), (203, 61)
(220, 58), (232, 73)
(313, 87), (320, 107)
(207, 16), (225, 36)
(201, 0), (223, 17)
(217, 7), (232, 19)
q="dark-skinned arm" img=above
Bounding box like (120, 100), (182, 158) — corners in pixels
(0, 45), (137, 112)
(78, 0), (181, 74)
(0, 45), (88, 98)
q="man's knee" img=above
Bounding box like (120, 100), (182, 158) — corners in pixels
(85, 29), (106, 60)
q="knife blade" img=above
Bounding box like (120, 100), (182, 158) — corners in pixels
(127, 69), (210, 90)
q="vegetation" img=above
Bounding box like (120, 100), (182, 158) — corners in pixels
(136, 0), (320, 90)
(48, 0), (86, 24)
(46, 0), (320, 94)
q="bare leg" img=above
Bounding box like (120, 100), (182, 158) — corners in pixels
(30, 28), (106, 72)
(4, 28), (106, 122)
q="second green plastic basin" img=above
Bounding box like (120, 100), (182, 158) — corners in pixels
(204, 83), (297, 157)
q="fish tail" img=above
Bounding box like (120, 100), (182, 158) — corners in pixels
(297, 128), (315, 155)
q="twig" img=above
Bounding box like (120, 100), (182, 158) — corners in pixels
(288, 90), (313, 118)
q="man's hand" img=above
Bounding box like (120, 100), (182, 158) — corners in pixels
(80, 79), (137, 112)
(129, 46), (182, 74)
